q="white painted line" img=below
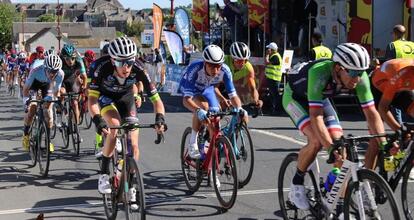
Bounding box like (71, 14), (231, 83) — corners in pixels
(0, 202), (102, 215)
(250, 129), (306, 145)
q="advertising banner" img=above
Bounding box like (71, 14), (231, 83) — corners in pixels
(152, 3), (163, 49)
(192, 0), (209, 33)
(247, 0), (269, 33)
(316, 0), (347, 50)
(403, 0), (413, 40)
(164, 30), (184, 64)
(174, 8), (191, 46)
(164, 64), (185, 96)
(347, 0), (373, 52)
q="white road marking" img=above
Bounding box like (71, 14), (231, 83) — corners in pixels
(250, 129), (306, 145)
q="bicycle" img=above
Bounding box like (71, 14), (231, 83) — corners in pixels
(220, 104), (258, 188)
(59, 92), (81, 156)
(102, 121), (163, 220)
(180, 110), (238, 209)
(27, 98), (60, 177)
(278, 134), (401, 220)
(377, 123), (414, 220)
(78, 91), (93, 129)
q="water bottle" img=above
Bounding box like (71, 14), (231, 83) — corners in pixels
(384, 156), (396, 171)
(199, 140), (209, 160)
(324, 167), (340, 192)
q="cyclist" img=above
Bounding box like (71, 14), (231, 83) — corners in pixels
(59, 44), (87, 125)
(6, 52), (18, 93)
(22, 55), (64, 152)
(17, 52), (29, 97)
(83, 50), (96, 71)
(283, 43), (387, 210)
(178, 44), (248, 159)
(29, 46), (46, 71)
(218, 41), (262, 109)
(88, 36), (166, 195)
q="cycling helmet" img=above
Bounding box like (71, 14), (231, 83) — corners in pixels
(10, 53), (17, 59)
(35, 46), (44, 53)
(230, 42), (250, 60)
(203, 44), (224, 64)
(61, 44), (76, 57)
(18, 52), (27, 59)
(45, 54), (62, 70)
(102, 43), (109, 56)
(332, 43), (370, 71)
(84, 50), (96, 62)
(44, 49), (55, 57)
(108, 37), (137, 60)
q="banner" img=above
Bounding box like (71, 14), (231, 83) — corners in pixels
(247, 0), (269, 33)
(347, 0), (372, 53)
(152, 3), (163, 49)
(403, 0), (413, 40)
(164, 30), (184, 64)
(159, 41), (167, 64)
(192, 0), (209, 33)
(316, 0), (347, 50)
(174, 8), (191, 46)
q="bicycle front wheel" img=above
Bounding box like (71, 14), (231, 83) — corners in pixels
(401, 160), (414, 220)
(70, 110), (80, 156)
(233, 123), (254, 188)
(103, 156), (118, 220)
(59, 111), (69, 149)
(124, 158), (146, 220)
(278, 153), (320, 220)
(212, 135), (238, 209)
(180, 127), (202, 193)
(343, 169), (400, 220)
(37, 120), (51, 177)
(28, 116), (39, 168)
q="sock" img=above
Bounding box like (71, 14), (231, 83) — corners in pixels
(190, 129), (198, 146)
(292, 168), (306, 185)
(23, 125), (30, 135)
(101, 156), (111, 175)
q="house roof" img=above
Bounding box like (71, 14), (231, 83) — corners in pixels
(13, 22), (92, 38)
(14, 3), (87, 10)
(1, 0), (11, 3)
(25, 27), (72, 45)
(87, 0), (123, 10)
(105, 9), (131, 21)
(91, 27), (116, 39)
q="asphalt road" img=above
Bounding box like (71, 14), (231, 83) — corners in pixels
(0, 86), (408, 220)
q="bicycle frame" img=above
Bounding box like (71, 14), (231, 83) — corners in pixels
(221, 114), (243, 156)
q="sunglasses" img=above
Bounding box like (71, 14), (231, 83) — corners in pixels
(207, 62), (222, 69)
(234, 59), (246, 64)
(113, 59), (135, 68)
(46, 68), (59, 76)
(340, 66), (363, 78)
(64, 56), (76, 61)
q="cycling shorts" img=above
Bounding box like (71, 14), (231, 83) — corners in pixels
(282, 84), (342, 133)
(63, 74), (80, 93)
(98, 90), (137, 119)
(193, 86), (220, 112)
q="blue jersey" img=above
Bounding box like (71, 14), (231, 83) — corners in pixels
(7, 57), (17, 71)
(25, 65), (64, 94)
(30, 59), (44, 71)
(178, 60), (237, 98)
(18, 59), (29, 74)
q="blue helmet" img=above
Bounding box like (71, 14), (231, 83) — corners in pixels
(61, 44), (76, 57)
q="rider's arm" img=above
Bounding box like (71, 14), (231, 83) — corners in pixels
(52, 71), (64, 98)
(23, 69), (35, 97)
(377, 92), (400, 131)
(87, 72), (101, 117)
(214, 86), (228, 103)
(245, 64), (259, 103)
(222, 64), (241, 108)
(309, 107), (333, 148)
(183, 96), (201, 112)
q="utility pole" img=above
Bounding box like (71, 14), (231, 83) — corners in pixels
(21, 7), (26, 51)
(170, 0), (174, 17)
(56, 0), (62, 52)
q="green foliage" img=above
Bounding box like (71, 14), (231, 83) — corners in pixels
(37, 13), (56, 22)
(116, 31), (125, 37)
(126, 20), (144, 38)
(0, 3), (17, 49)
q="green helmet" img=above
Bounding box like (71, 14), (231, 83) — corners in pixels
(61, 44), (76, 57)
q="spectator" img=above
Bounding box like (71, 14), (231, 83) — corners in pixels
(308, 32), (332, 60)
(222, 0), (247, 42)
(384, 24), (414, 60)
(265, 42), (283, 115)
(153, 48), (164, 85)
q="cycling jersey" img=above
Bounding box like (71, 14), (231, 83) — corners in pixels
(88, 56), (159, 102)
(7, 57), (17, 71)
(17, 59), (29, 76)
(178, 60), (237, 98)
(372, 58), (414, 102)
(61, 56), (86, 80)
(224, 55), (255, 104)
(25, 65), (64, 95)
(287, 59), (374, 108)
(30, 59), (44, 71)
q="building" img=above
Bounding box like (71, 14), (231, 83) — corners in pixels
(24, 28), (72, 52)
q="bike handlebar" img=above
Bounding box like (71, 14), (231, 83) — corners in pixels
(108, 123), (165, 145)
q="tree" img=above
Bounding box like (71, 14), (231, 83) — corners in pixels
(0, 3), (17, 49)
(126, 20), (144, 38)
(116, 31), (125, 37)
(37, 13), (56, 22)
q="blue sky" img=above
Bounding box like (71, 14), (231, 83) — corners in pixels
(11, 0), (224, 10)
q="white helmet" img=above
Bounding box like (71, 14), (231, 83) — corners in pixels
(45, 54), (62, 70)
(44, 49), (55, 57)
(18, 52), (27, 59)
(230, 42), (250, 60)
(203, 44), (224, 64)
(332, 43), (370, 71)
(108, 36), (137, 60)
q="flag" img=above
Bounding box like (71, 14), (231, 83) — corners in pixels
(152, 3), (163, 49)
(192, 0), (209, 33)
(164, 30), (184, 64)
(247, 0), (269, 33)
(174, 8), (191, 46)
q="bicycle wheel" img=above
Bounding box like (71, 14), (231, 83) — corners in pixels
(78, 100), (85, 125)
(233, 123), (254, 187)
(124, 158), (146, 220)
(343, 169), (400, 220)
(59, 105), (70, 149)
(278, 153), (320, 220)
(103, 156), (118, 220)
(180, 127), (202, 193)
(84, 109), (93, 129)
(70, 110), (80, 156)
(28, 116), (39, 167)
(50, 106), (57, 140)
(401, 160), (414, 220)
(37, 120), (51, 177)
(212, 135), (238, 209)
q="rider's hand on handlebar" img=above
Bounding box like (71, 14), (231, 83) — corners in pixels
(154, 113), (167, 133)
(92, 115), (109, 135)
(196, 108), (210, 123)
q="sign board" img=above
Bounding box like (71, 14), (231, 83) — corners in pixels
(281, 50), (294, 73)
(141, 30), (154, 45)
